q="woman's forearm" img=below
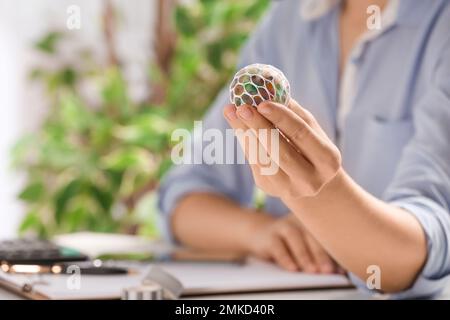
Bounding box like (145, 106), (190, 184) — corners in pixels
(284, 169), (427, 292)
(171, 192), (274, 253)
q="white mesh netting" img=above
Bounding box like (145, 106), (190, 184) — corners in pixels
(229, 63), (291, 108)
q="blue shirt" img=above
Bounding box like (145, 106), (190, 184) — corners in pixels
(158, 0), (450, 299)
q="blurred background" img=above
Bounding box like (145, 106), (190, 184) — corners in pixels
(0, 0), (270, 239)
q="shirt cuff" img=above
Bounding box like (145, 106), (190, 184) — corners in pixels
(348, 270), (450, 300)
(349, 198), (450, 299)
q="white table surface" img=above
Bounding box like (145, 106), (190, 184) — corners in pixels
(188, 288), (372, 300)
(1, 285), (449, 300)
(190, 286), (450, 300)
(1, 235), (449, 300)
(0, 286), (366, 300)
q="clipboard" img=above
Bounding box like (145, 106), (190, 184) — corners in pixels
(0, 277), (49, 300)
(0, 264), (150, 300)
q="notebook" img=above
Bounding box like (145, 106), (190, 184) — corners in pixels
(0, 258), (352, 300)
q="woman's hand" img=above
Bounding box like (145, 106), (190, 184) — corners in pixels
(247, 213), (341, 274)
(223, 99), (429, 292)
(223, 99), (342, 202)
(224, 99), (428, 292)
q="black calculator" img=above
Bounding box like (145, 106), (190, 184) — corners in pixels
(0, 239), (89, 265)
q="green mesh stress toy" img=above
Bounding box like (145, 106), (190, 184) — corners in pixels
(229, 63), (291, 108)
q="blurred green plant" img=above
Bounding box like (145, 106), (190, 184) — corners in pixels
(13, 0), (270, 238)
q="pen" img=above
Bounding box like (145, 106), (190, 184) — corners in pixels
(1, 260), (132, 275)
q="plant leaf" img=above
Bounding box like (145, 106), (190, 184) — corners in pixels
(35, 32), (63, 54)
(19, 182), (45, 202)
(54, 179), (83, 225)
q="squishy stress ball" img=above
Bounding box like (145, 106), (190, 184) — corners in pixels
(229, 63), (291, 108)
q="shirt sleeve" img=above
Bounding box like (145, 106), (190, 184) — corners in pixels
(350, 37), (450, 299)
(157, 1), (290, 243)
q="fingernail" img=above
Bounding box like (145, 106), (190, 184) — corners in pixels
(257, 103), (271, 115)
(225, 108), (238, 120)
(237, 106), (253, 120)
